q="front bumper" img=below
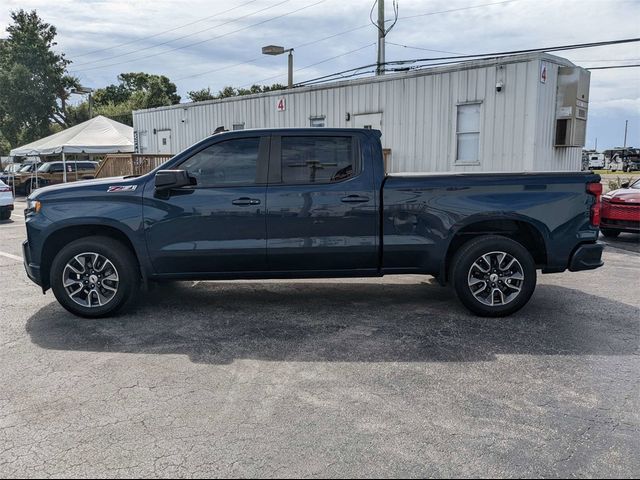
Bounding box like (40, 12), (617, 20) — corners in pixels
(601, 219), (640, 233)
(22, 240), (42, 287)
(568, 242), (604, 272)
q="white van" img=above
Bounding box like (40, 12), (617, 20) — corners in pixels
(588, 154), (605, 170)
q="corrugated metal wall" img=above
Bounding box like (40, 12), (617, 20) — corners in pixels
(133, 53), (583, 173)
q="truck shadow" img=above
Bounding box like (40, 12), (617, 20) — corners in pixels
(26, 282), (639, 364)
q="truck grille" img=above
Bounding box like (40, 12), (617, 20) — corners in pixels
(601, 198), (640, 222)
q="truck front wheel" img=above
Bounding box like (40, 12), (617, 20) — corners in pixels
(50, 236), (140, 318)
(451, 235), (537, 317)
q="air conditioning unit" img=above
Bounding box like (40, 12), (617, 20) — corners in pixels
(555, 67), (590, 147)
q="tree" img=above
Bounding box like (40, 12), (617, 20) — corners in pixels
(0, 10), (71, 148)
(93, 72), (181, 111)
(185, 84), (286, 104)
(187, 87), (215, 102)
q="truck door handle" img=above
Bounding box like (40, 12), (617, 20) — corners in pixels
(232, 197), (261, 206)
(341, 195), (370, 203)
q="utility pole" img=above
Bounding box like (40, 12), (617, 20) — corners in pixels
(623, 120), (628, 148)
(372, 0), (398, 76)
(376, 0), (385, 76)
(595, 137), (597, 151)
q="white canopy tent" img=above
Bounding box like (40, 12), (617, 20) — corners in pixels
(10, 115), (134, 182)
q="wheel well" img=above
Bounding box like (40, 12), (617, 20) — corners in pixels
(40, 225), (139, 290)
(443, 220), (547, 281)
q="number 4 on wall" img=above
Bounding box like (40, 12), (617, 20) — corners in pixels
(277, 97), (286, 112)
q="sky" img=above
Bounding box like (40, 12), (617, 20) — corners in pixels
(1, 0), (639, 150)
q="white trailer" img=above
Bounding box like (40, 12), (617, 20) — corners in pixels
(133, 52), (590, 173)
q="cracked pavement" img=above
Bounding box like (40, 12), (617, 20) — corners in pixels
(0, 198), (639, 478)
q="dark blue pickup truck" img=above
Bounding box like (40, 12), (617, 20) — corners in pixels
(23, 128), (604, 318)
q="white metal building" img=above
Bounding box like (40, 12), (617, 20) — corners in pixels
(133, 52), (590, 173)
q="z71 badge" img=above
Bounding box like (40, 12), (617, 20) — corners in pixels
(107, 185), (137, 192)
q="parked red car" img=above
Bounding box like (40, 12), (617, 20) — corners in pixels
(600, 179), (640, 237)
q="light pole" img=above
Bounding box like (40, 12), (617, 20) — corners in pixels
(70, 86), (94, 119)
(262, 45), (294, 89)
(66, 86), (94, 182)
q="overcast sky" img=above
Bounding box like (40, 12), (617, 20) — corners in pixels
(1, 0), (639, 149)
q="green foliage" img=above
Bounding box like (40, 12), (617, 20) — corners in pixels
(64, 101), (91, 126)
(187, 84), (286, 103)
(93, 72), (181, 112)
(608, 176), (637, 191)
(0, 10), (71, 148)
(187, 88), (215, 102)
(94, 101), (134, 126)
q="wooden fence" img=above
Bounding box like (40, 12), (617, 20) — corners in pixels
(95, 154), (173, 178)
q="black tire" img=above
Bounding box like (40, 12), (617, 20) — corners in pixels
(451, 235), (537, 317)
(50, 236), (140, 318)
(0, 209), (10, 221)
(601, 228), (620, 238)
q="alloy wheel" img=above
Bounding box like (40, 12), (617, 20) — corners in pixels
(62, 252), (119, 308)
(467, 251), (524, 307)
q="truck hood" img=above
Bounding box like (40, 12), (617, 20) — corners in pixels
(29, 176), (141, 200)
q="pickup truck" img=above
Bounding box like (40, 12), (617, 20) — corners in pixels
(23, 128), (604, 318)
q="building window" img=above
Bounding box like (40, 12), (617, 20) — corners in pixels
(310, 116), (325, 128)
(233, 123), (245, 130)
(456, 103), (481, 164)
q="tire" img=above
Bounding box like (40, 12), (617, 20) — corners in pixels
(601, 228), (620, 238)
(0, 209), (10, 221)
(50, 236), (140, 318)
(451, 235), (537, 317)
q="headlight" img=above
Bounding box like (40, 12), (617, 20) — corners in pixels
(26, 199), (41, 215)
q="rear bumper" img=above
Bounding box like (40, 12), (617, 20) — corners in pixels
(22, 240), (42, 287)
(568, 242), (604, 272)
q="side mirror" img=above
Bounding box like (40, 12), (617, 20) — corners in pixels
(621, 181), (630, 188)
(155, 170), (196, 191)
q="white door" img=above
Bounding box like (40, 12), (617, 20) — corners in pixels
(157, 130), (172, 154)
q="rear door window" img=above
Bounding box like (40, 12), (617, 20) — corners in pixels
(280, 136), (355, 184)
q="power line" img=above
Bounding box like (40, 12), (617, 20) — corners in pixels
(241, 43), (376, 87)
(70, 0), (261, 59)
(72, 0), (290, 68)
(398, 0), (517, 20)
(586, 64), (640, 70)
(172, 0), (515, 82)
(70, 0), (326, 73)
(386, 41), (465, 55)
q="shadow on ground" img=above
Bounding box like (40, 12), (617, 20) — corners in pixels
(600, 232), (640, 254)
(26, 281), (639, 364)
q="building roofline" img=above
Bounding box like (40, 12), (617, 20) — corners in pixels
(133, 52), (576, 115)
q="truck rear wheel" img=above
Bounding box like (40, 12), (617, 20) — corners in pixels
(50, 236), (140, 318)
(451, 235), (537, 317)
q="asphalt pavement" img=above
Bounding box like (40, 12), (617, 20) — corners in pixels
(0, 198), (638, 478)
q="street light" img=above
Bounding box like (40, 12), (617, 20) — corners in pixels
(262, 45), (294, 89)
(70, 86), (94, 119)
(65, 86), (94, 183)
